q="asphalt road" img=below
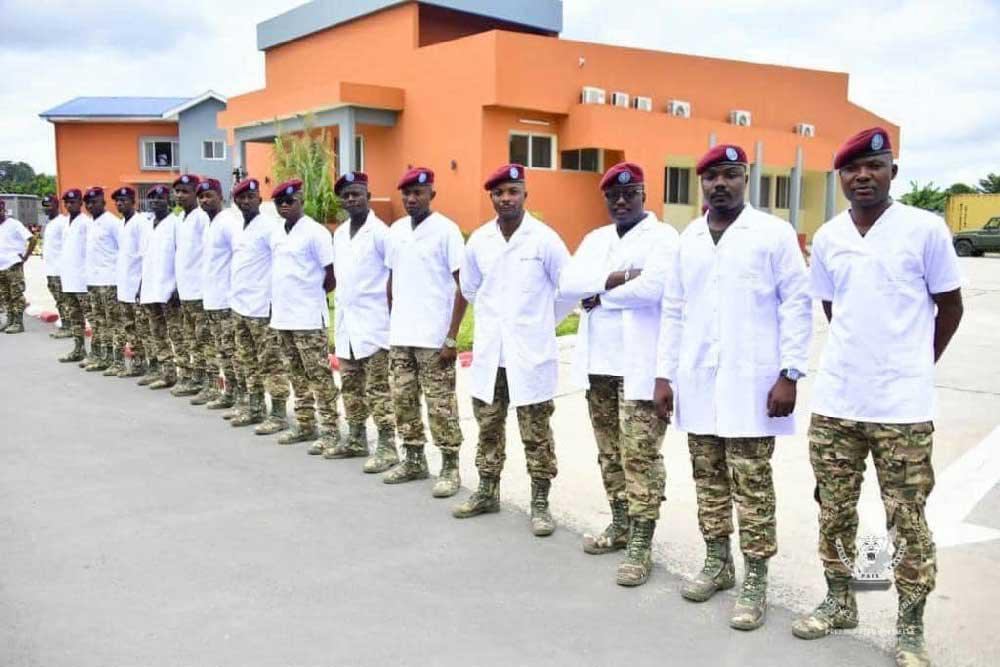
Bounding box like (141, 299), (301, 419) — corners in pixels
(0, 316), (887, 667)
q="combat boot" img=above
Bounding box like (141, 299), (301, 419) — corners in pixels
(583, 498), (630, 554)
(363, 427), (399, 473)
(682, 537), (736, 602)
(58, 336), (87, 363)
(254, 399), (289, 435)
(730, 558), (769, 630)
(277, 423), (318, 445)
(452, 475), (500, 518)
(310, 429), (342, 456)
(148, 364), (177, 390)
(895, 598), (930, 667)
(86, 345), (112, 371)
(103, 350), (125, 376)
(119, 356), (145, 378)
(432, 451), (461, 498)
(81, 343), (102, 369)
(324, 423), (369, 458)
(50, 325), (74, 339)
(206, 385), (235, 410)
(0, 316), (10, 333)
(383, 445), (430, 484)
(4, 313), (24, 334)
(222, 387), (248, 420)
(616, 519), (655, 587)
(136, 359), (161, 386)
(530, 478), (556, 536)
(792, 574), (859, 639)
(231, 392), (265, 427)
(190, 375), (219, 406)
(171, 369), (204, 397)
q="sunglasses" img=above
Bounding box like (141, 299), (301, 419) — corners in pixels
(603, 187), (643, 202)
(274, 196), (297, 206)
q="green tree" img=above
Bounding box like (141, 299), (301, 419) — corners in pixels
(271, 116), (341, 224)
(978, 173), (1000, 194)
(0, 161), (55, 198)
(899, 181), (946, 212)
(945, 182), (977, 195)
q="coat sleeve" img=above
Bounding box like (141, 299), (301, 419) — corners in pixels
(459, 238), (482, 304)
(773, 226), (813, 373)
(557, 231), (607, 301)
(599, 232), (678, 310)
(544, 232), (576, 322)
(655, 240), (684, 382)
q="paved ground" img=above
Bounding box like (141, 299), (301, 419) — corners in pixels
(8, 254), (1000, 666)
(0, 315), (885, 667)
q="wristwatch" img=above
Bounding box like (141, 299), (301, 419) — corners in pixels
(780, 368), (805, 382)
(443, 337), (457, 349)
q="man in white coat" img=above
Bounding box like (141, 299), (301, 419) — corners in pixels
(57, 188), (89, 362)
(139, 185), (181, 390)
(171, 174), (211, 398)
(559, 162), (679, 587)
(82, 186), (122, 372)
(452, 163), (571, 536)
(327, 171), (396, 465)
(653, 144), (812, 631)
(40, 194), (73, 338)
(111, 186), (152, 378)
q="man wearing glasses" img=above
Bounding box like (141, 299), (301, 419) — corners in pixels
(559, 162), (679, 587)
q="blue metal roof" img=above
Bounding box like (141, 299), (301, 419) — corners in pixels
(39, 96), (193, 119)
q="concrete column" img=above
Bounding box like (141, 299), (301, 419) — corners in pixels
(749, 140), (764, 207)
(789, 146), (803, 230)
(338, 107), (356, 177)
(825, 170), (837, 221)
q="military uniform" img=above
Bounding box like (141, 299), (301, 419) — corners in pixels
(138, 191), (181, 388)
(82, 192), (123, 370)
(173, 185), (210, 393)
(57, 190), (90, 361)
(114, 200), (152, 376)
(41, 206), (71, 334)
(0, 215), (33, 331)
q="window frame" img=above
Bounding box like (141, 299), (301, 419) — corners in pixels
(775, 175), (791, 210)
(140, 137), (180, 170)
(202, 140), (226, 161)
(664, 166), (691, 205)
(509, 131), (556, 170)
(561, 148), (603, 173)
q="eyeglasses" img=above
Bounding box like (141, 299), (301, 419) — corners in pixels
(603, 187), (644, 202)
(274, 196), (297, 206)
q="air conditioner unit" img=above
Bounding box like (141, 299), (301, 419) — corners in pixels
(610, 92), (630, 108)
(729, 110), (752, 127)
(581, 86), (606, 105)
(795, 122), (816, 138)
(632, 96), (653, 112)
(667, 100), (691, 118)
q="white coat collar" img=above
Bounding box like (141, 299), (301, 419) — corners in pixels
(485, 211), (540, 241)
(691, 204), (757, 236)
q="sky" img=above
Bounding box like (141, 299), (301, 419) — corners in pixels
(2, 0), (998, 196)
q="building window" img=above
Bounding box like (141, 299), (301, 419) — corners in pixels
(141, 138), (179, 169)
(333, 136), (365, 173)
(509, 132), (554, 169)
(562, 148), (601, 173)
(759, 176), (771, 209)
(775, 175), (791, 209)
(202, 140), (226, 161)
(664, 167), (691, 205)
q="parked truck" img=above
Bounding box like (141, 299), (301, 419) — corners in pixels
(947, 193), (1000, 256)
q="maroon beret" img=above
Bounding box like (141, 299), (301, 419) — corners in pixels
(172, 174), (201, 188)
(147, 184), (171, 198)
(232, 178), (260, 197)
(334, 171), (369, 196)
(484, 163), (525, 191)
(696, 144), (748, 175)
(196, 178), (223, 195)
(41, 194), (59, 206)
(61, 188), (82, 201)
(397, 167), (434, 190)
(83, 186), (105, 200)
(834, 127), (893, 170)
(111, 186), (136, 200)
(272, 178), (303, 199)
(599, 162), (644, 191)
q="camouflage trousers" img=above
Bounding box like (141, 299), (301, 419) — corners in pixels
(0, 263), (26, 317)
(176, 300), (210, 375)
(46, 275), (68, 323)
(390, 346), (462, 454)
(809, 414), (937, 603)
(62, 291), (87, 337)
(473, 368), (557, 480)
(688, 434), (777, 559)
(233, 314), (289, 401)
(117, 300), (150, 360)
(87, 285), (120, 351)
(204, 309), (238, 388)
(144, 301), (181, 371)
(339, 348), (393, 431)
(277, 329), (339, 432)
(587, 375), (667, 521)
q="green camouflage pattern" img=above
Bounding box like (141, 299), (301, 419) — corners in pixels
(143, 301), (180, 373)
(61, 292), (87, 337)
(233, 314), (289, 405)
(586, 375), (666, 521)
(45, 275), (69, 324)
(808, 414), (937, 605)
(687, 434), (777, 559)
(339, 348), (393, 432)
(0, 263), (26, 318)
(86, 285), (121, 354)
(117, 300), (149, 360)
(277, 329), (340, 433)
(204, 309), (238, 389)
(389, 346), (462, 454)
(177, 300), (210, 376)
(472, 368), (557, 480)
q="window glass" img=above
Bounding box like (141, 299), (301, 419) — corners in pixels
(509, 134), (529, 167)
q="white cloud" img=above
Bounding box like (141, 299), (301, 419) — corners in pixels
(3, 0), (997, 195)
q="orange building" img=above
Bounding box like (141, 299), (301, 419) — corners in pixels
(219, 0), (897, 248)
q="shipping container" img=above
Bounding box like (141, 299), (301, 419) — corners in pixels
(945, 193), (1000, 234)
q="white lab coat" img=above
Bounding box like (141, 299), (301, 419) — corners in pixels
(85, 211), (120, 286)
(43, 215), (68, 277)
(116, 213), (152, 303)
(332, 210), (391, 360)
(201, 209), (238, 312)
(461, 213), (572, 407)
(175, 207), (208, 300)
(139, 214), (179, 305)
(229, 212), (278, 319)
(559, 212), (680, 401)
(60, 215), (90, 294)
(656, 205), (812, 437)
